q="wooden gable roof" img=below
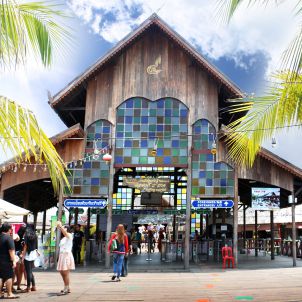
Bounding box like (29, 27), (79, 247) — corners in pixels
(49, 14), (243, 108)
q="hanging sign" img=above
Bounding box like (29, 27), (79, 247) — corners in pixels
(64, 199), (107, 208)
(192, 200), (234, 209)
(124, 178), (170, 192)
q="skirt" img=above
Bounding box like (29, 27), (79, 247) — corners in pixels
(0, 260), (13, 280)
(57, 252), (75, 271)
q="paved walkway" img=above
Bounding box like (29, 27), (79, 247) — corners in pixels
(7, 255), (302, 301)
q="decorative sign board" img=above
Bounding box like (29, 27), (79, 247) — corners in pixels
(124, 178), (170, 192)
(64, 199), (107, 208)
(192, 200), (234, 208)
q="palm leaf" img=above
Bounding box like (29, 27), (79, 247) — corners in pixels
(225, 72), (302, 167)
(0, 0), (72, 69)
(0, 96), (70, 194)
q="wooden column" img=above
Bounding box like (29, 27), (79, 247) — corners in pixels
(86, 208), (91, 240)
(96, 214), (100, 234)
(42, 210), (47, 242)
(292, 183), (297, 267)
(184, 126), (192, 270)
(105, 126), (116, 269)
(55, 187), (64, 267)
(74, 207), (79, 225)
(255, 210), (258, 257)
(172, 214), (176, 242)
(243, 205), (246, 249)
(270, 210), (275, 260)
(233, 168), (238, 266)
(206, 214), (209, 239)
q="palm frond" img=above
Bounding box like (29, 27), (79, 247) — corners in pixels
(225, 72), (302, 167)
(0, 0), (72, 69)
(282, 26), (302, 76)
(0, 96), (70, 195)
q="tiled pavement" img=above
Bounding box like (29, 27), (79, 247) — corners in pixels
(7, 253), (302, 302)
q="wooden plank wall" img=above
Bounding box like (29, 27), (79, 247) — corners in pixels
(217, 140), (293, 191)
(85, 29), (219, 129)
(0, 139), (83, 192)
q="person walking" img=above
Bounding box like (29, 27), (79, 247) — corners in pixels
(108, 224), (129, 282)
(72, 224), (84, 265)
(0, 223), (19, 299)
(21, 224), (38, 293)
(121, 224), (131, 277)
(56, 221), (75, 296)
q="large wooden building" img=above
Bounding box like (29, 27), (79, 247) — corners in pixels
(1, 14), (302, 268)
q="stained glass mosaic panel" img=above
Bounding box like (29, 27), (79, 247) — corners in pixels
(113, 187), (132, 209)
(191, 212), (201, 234)
(65, 120), (111, 196)
(115, 97), (188, 167)
(191, 119), (234, 197)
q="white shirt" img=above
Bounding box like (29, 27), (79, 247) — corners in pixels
(59, 234), (73, 253)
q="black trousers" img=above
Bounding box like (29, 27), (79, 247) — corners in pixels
(24, 260), (35, 288)
(72, 247), (81, 264)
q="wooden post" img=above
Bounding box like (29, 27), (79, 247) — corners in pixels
(233, 168), (238, 266)
(243, 205), (246, 249)
(105, 126), (116, 269)
(270, 210), (275, 260)
(184, 126), (192, 270)
(292, 183), (297, 267)
(172, 214), (176, 241)
(42, 210), (47, 243)
(55, 187), (64, 267)
(255, 210), (258, 257)
(74, 207), (79, 225)
(96, 213), (100, 234)
(206, 214), (209, 239)
(86, 207), (91, 240)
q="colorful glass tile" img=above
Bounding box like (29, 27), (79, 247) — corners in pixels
(115, 98), (188, 167)
(65, 120), (112, 197)
(191, 119), (234, 197)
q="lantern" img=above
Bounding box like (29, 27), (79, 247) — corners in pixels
(103, 153), (112, 163)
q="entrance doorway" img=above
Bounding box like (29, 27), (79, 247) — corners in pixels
(112, 167), (188, 266)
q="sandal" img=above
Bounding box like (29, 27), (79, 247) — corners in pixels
(3, 295), (20, 299)
(60, 289), (70, 294)
(57, 290), (68, 296)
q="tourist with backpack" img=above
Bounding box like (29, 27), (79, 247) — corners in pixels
(108, 224), (129, 282)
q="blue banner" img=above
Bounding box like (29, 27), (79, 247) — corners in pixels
(64, 199), (107, 208)
(191, 200), (234, 208)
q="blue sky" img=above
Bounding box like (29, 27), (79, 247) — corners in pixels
(1, 0), (301, 167)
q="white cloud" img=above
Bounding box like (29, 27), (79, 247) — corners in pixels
(67, 0), (300, 73)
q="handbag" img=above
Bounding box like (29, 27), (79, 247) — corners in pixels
(110, 238), (118, 252)
(24, 249), (40, 261)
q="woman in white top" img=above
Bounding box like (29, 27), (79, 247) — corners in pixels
(56, 221), (75, 295)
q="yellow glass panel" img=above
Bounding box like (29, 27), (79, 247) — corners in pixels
(177, 200), (181, 205)
(182, 188), (186, 193)
(196, 223), (200, 228)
